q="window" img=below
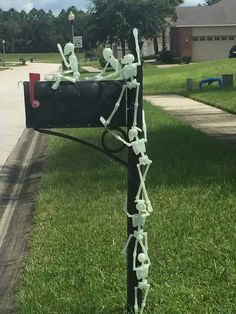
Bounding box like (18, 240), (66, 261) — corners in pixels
(229, 36), (235, 40)
(207, 37), (213, 41)
(214, 37), (220, 40)
(221, 37), (227, 40)
(200, 37), (206, 41)
(193, 37), (198, 41)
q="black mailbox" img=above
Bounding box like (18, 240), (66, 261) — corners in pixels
(23, 80), (127, 128)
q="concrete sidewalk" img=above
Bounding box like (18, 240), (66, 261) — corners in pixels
(145, 95), (236, 145)
(82, 65), (100, 73)
(0, 62), (59, 173)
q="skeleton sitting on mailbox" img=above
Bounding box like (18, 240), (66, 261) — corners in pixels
(45, 42), (80, 90)
(99, 28), (141, 128)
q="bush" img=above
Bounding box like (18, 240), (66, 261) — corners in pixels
(143, 54), (160, 61)
(84, 49), (97, 59)
(160, 50), (173, 64)
(172, 56), (182, 64)
(181, 56), (191, 64)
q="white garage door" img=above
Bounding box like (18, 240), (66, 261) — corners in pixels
(192, 37), (235, 61)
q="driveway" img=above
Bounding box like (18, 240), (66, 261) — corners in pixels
(0, 62), (59, 173)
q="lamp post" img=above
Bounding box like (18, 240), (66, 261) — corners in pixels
(68, 11), (75, 42)
(68, 11), (80, 67)
(2, 40), (5, 66)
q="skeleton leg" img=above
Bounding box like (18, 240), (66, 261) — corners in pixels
(121, 234), (133, 255)
(143, 232), (149, 251)
(100, 85), (126, 127)
(134, 287), (139, 313)
(133, 82), (140, 127)
(140, 283), (151, 314)
(133, 239), (138, 270)
(51, 77), (61, 90)
(136, 164), (153, 212)
(136, 162), (151, 200)
(51, 72), (76, 90)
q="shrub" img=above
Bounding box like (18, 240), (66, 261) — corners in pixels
(172, 56), (182, 64)
(143, 54), (160, 61)
(84, 49), (97, 59)
(160, 50), (173, 64)
(181, 56), (192, 64)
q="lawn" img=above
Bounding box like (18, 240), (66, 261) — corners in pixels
(4, 52), (100, 68)
(16, 98), (236, 313)
(144, 59), (236, 113)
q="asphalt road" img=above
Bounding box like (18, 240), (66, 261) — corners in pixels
(0, 62), (59, 173)
(0, 62), (58, 312)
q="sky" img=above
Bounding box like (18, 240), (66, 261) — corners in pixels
(0, 0), (206, 14)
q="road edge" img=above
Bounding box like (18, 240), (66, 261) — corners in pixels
(0, 128), (48, 313)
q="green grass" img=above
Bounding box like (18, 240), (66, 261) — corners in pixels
(4, 53), (100, 68)
(144, 59), (236, 113)
(16, 102), (236, 313)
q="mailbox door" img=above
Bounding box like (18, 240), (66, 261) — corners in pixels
(24, 80), (127, 128)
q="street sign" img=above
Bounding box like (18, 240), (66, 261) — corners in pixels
(73, 36), (83, 48)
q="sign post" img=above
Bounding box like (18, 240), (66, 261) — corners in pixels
(73, 36), (83, 49)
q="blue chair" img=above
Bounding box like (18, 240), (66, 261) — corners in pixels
(199, 78), (223, 91)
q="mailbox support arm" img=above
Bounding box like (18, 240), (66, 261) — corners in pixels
(35, 128), (128, 168)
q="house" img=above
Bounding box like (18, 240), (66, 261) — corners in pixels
(170, 0), (236, 61)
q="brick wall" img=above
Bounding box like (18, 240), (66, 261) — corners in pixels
(170, 27), (193, 57)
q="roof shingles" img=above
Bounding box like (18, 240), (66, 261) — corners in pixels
(172, 0), (236, 27)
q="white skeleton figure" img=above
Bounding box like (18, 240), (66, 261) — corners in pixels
(111, 115), (153, 212)
(134, 253), (151, 314)
(100, 28), (141, 127)
(124, 199), (150, 229)
(122, 199), (150, 271)
(95, 48), (122, 80)
(45, 42), (80, 90)
(121, 227), (148, 269)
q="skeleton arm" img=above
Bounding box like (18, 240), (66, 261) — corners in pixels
(111, 133), (131, 147)
(95, 70), (122, 81)
(57, 43), (70, 68)
(123, 198), (132, 218)
(133, 28), (141, 66)
(142, 110), (147, 141)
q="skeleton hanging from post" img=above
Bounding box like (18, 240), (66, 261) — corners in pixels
(97, 28), (153, 313)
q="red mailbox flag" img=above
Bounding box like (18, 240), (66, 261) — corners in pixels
(29, 73), (40, 108)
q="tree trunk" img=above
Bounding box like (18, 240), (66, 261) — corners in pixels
(153, 36), (159, 55)
(162, 29), (167, 52)
(121, 39), (126, 57)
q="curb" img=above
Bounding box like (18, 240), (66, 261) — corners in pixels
(0, 128), (48, 313)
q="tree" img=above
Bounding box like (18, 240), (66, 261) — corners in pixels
(88, 0), (183, 56)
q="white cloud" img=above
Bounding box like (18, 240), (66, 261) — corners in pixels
(0, 0), (36, 12)
(0, 0), (89, 12)
(23, 2), (34, 12)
